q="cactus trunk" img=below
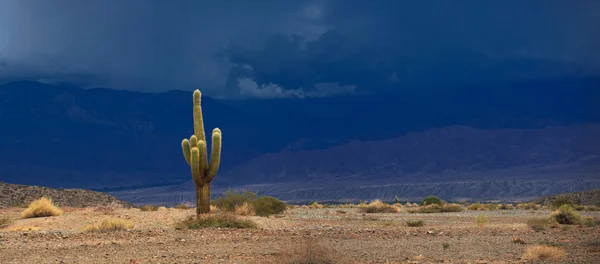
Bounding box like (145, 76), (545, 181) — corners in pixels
(181, 89), (222, 216)
(196, 183), (211, 215)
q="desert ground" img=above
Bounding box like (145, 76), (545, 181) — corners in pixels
(1, 205), (599, 264)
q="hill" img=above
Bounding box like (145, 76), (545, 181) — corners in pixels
(531, 188), (600, 206)
(1, 78), (599, 197)
(0, 182), (131, 208)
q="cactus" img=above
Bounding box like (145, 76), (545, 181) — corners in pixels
(181, 90), (222, 215)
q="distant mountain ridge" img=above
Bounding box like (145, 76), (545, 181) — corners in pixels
(1, 78), (599, 196)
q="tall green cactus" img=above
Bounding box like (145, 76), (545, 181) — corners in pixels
(181, 89), (222, 215)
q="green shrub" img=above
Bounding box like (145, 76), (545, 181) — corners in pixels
(174, 212), (257, 229)
(551, 205), (582, 225)
(422, 196), (443, 206)
(552, 198), (573, 209)
(213, 189), (258, 212)
(583, 217), (600, 227)
(484, 203), (497, 211)
(252, 196), (287, 216)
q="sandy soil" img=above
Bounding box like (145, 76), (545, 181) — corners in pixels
(1, 206), (599, 264)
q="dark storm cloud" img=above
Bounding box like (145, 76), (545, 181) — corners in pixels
(1, 0), (599, 98)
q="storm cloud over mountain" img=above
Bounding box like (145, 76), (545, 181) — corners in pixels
(1, 0), (599, 97)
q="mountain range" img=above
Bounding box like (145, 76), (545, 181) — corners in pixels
(1, 78), (599, 202)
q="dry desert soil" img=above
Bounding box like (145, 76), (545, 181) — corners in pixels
(1, 206), (599, 264)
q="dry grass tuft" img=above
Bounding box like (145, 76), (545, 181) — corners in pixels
(174, 212), (257, 229)
(358, 200), (400, 213)
(0, 214), (13, 228)
(475, 213), (488, 228)
(21, 197), (64, 219)
(522, 245), (566, 262)
(309, 202), (325, 209)
(234, 202), (256, 216)
(84, 218), (134, 232)
(174, 203), (190, 210)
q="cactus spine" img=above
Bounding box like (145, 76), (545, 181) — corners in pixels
(181, 90), (222, 215)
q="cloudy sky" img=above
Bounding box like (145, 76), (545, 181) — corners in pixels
(0, 0), (599, 98)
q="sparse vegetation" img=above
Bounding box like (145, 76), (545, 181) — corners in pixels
(139, 204), (159, 211)
(174, 203), (190, 210)
(522, 245), (566, 262)
(309, 202), (326, 209)
(512, 238), (526, 244)
(583, 217), (600, 227)
(213, 189), (257, 211)
(234, 202), (256, 216)
(551, 197), (573, 209)
(174, 212), (257, 229)
(406, 220), (424, 227)
(550, 204), (582, 225)
(475, 213), (487, 228)
(84, 218), (133, 232)
(0, 214), (13, 228)
(422, 196), (443, 206)
(358, 200), (400, 213)
(527, 218), (551, 232)
(282, 239), (340, 264)
(21, 197), (64, 219)
(442, 242), (450, 250)
(516, 203), (541, 210)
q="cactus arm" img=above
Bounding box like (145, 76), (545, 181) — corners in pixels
(190, 135), (198, 148)
(181, 139), (191, 166)
(197, 140), (208, 182)
(190, 147), (203, 186)
(193, 90), (206, 144)
(207, 128), (222, 182)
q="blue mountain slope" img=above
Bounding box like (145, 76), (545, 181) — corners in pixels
(0, 77), (598, 189)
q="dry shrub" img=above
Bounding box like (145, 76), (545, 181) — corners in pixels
(358, 200), (399, 213)
(0, 214), (13, 228)
(441, 203), (464, 212)
(175, 203), (190, 210)
(335, 210), (347, 214)
(517, 203), (541, 210)
(174, 212), (257, 229)
(406, 220), (424, 227)
(210, 205), (218, 212)
(139, 204), (159, 211)
(234, 202), (256, 216)
(357, 202), (368, 208)
(279, 238), (351, 264)
(551, 205), (582, 225)
(522, 245), (565, 262)
(583, 217), (600, 227)
(84, 218), (133, 232)
(468, 203), (485, 211)
(21, 197), (64, 219)
(527, 218), (551, 232)
(475, 213), (488, 228)
(418, 204), (442, 213)
(300, 205), (310, 209)
(498, 203), (514, 210)
(309, 202), (325, 209)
